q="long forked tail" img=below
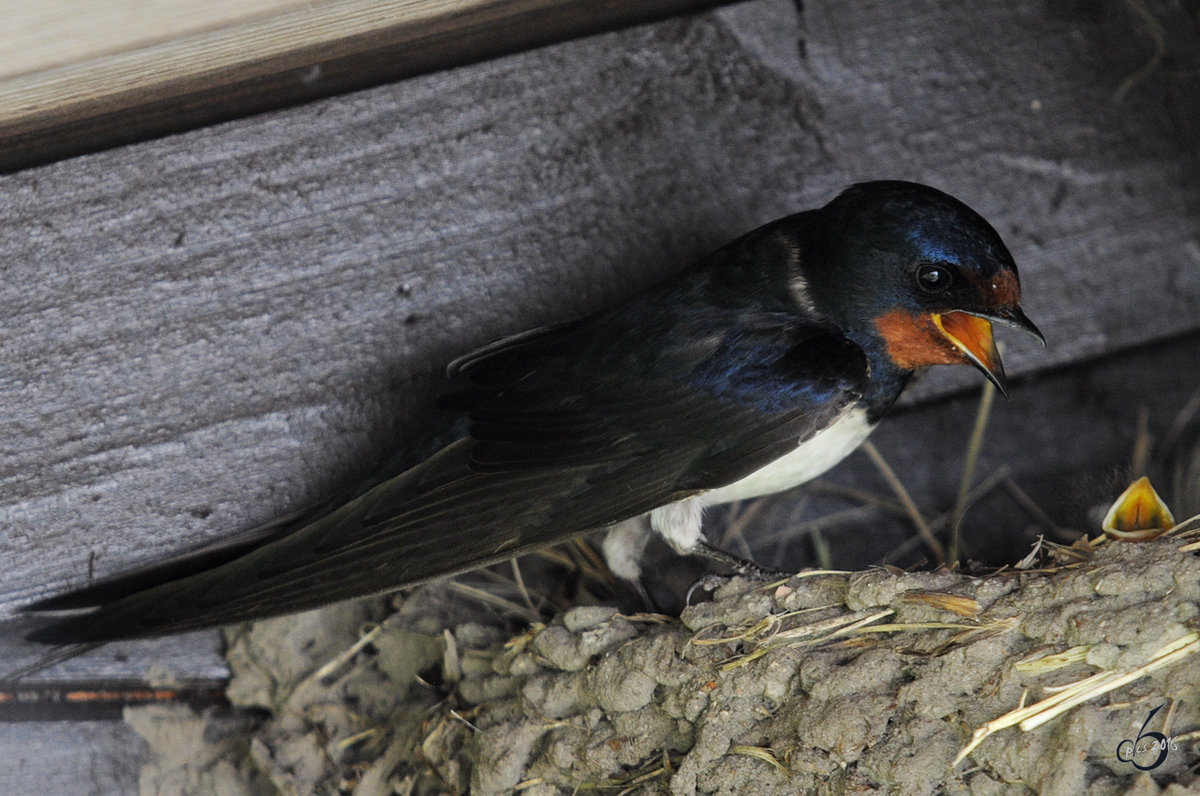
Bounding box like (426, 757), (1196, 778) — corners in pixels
(18, 509), (308, 646)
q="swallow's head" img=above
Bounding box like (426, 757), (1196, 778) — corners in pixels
(804, 180), (1043, 395)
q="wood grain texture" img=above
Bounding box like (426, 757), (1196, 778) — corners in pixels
(0, 0), (730, 173)
(5, 0), (307, 75)
(0, 0), (1197, 673)
(0, 721), (142, 792)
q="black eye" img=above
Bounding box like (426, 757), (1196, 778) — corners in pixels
(915, 262), (954, 293)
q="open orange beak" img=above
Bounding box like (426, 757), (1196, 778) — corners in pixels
(932, 307), (1043, 397)
(933, 312), (1007, 395)
(1101, 476), (1175, 541)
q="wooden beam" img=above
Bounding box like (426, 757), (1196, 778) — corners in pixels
(0, 0), (729, 173)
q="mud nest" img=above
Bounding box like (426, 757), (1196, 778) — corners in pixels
(124, 528), (1200, 795)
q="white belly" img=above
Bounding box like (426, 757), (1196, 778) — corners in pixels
(701, 408), (873, 505)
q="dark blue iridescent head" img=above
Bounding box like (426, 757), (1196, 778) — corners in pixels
(800, 181), (1042, 394)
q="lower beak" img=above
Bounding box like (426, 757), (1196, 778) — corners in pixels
(932, 312), (1009, 396)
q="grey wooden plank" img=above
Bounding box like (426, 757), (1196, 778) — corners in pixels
(0, 0), (733, 174)
(0, 721), (141, 795)
(0, 616), (227, 685)
(0, 0), (1197, 665)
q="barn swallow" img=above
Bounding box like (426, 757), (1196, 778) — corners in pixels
(24, 181), (1042, 644)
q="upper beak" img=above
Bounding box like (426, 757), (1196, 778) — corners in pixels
(931, 306), (1043, 398)
(989, 305), (1046, 347)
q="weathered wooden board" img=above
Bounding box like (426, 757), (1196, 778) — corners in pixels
(0, 721), (142, 793)
(0, 0), (730, 172)
(0, 0), (1196, 715)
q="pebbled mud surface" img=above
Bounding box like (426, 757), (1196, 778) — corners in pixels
(127, 538), (1200, 795)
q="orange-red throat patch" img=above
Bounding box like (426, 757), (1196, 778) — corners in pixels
(874, 309), (963, 369)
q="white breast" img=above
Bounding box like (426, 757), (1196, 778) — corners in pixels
(701, 407), (873, 505)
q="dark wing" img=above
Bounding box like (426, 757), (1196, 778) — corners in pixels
(27, 307), (867, 643)
(27, 411), (470, 612)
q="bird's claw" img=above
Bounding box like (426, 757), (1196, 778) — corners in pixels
(692, 541), (789, 581)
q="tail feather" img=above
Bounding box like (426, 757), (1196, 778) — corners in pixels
(21, 506), (316, 641)
(28, 531), (280, 611)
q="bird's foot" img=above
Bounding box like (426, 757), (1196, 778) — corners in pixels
(691, 541), (789, 581)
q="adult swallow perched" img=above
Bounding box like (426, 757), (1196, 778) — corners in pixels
(24, 180), (1042, 644)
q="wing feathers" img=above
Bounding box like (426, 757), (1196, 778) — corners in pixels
(27, 298), (869, 642)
